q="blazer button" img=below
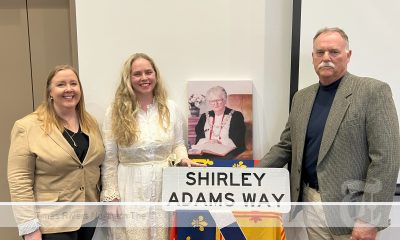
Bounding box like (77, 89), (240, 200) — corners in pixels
(80, 186), (85, 191)
(79, 165), (84, 169)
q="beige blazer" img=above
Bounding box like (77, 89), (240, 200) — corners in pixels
(259, 72), (400, 234)
(8, 113), (105, 234)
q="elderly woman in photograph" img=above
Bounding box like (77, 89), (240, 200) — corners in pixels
(194, 86), (246, 158)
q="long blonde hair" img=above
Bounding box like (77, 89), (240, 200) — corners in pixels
(112, 53), (170, 146)
(36, 65), (97, 133)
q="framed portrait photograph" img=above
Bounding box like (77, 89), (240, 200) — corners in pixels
(187, 80), (253, 160)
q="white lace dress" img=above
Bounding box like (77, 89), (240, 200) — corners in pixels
(100, 100), (188, 240)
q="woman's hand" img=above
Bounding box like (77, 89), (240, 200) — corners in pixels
(180, 158), (206, 167)
(104, 198), (122, 222)
(24, 229), (41, 240)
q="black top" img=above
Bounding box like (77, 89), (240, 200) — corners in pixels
(194, 107), (246, 158)
(302, 79), (341, 186)
(63, 128), (89, 162)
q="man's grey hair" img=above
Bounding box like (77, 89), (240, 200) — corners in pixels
(313, 27), (350, 50)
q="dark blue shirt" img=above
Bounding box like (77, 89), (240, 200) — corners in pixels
(302, 79), (341, 186)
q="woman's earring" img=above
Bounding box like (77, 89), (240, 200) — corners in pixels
(50, 96), (53, 100)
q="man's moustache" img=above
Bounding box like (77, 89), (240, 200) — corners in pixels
(318, 62), (335, 69)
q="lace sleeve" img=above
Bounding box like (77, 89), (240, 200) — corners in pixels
(100, 107), (121, 202)
(18, 218), (41, 236)
(170, 101), (189, 164)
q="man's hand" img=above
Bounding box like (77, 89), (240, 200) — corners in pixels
(351, 219), (377, 240)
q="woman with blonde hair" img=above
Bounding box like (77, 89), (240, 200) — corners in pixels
(101, 53), (203, 239)
(8, 65), (105, 240)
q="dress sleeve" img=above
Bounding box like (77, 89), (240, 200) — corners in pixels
(100, 107), (121, 202)
(195, 113), (207, 144)
(7, 121), (41, 235)
(170, 101), (189, 165)
(227, 111), (246, 150)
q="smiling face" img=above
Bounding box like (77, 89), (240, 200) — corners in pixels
(49, 69), (81, 113)
(206, 87), (227, 115)
(130, 57), (157, 98)
(312, 31), (352, 85)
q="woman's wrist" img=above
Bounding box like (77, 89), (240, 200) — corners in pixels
(18, 218), (41, 236)
(23, 229), (41, 240)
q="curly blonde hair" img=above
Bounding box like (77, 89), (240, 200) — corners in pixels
(36, 65), (98, 133)
(112, 53), (170, 146)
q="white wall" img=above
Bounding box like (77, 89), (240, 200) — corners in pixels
(74, 0), (293, 159)
(299, 0), (400, 182)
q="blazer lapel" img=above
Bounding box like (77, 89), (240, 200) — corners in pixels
(318, 73), (353, 164)
(296, 84), (319, 164)
(46, 126), (80, 163)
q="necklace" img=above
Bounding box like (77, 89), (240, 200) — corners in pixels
(65, 129), (78, 147)
(209, 114), (225, 140)
(206, 110), (235, 140)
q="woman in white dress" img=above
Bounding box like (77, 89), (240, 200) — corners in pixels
(101, 53), (204, 239)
